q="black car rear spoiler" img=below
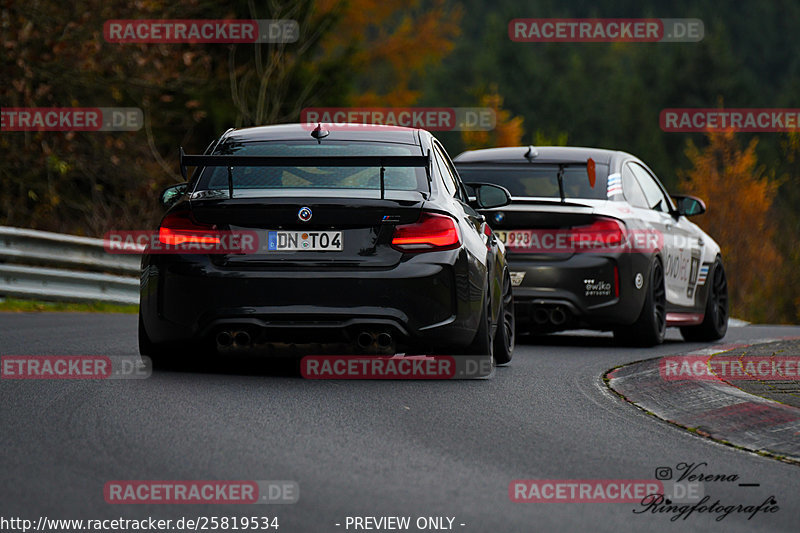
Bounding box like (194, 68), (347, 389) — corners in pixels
(180, 147), (432, 200)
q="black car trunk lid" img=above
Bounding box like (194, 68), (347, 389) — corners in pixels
(190, 192), (424, 268)
(481, 199), (599, 261)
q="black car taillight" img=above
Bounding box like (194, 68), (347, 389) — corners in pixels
(391, 212), (461, 252)
(567, 217), (626, 248)
(158, 212), (220, 245)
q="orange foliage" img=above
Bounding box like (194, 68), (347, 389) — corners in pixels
(461, 91), (525, 149)
(317, 0), (462, 106)
(777, 132), (800, 322)
(679, 131), (782, 321)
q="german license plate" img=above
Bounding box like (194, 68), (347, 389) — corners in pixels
(494, 230), (535, 248)
(266, 231), (343, 251)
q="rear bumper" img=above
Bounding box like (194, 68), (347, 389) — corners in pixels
(140, 250), (483, 350)
(507, 252), (651, 331)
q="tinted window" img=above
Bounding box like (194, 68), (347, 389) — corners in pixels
(456, 164), (609, 200)
(622, 164), (649, 209)
(435, 143), (469, 202)
(196, 141), (427, 192)
(630, 163), (669, 212)
(433, 146), (457, 196)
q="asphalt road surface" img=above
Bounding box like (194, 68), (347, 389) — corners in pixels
(1, 312), (799, 532)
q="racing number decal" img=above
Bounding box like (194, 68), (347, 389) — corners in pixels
(687, 248), (701, 298)
(664, 250), (691, 284)
(664, 237), (704, 305)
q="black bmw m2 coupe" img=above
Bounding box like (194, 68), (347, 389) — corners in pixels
(139, 124), (515, 364)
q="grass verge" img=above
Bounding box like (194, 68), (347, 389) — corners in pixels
(0, 297), (138, 314)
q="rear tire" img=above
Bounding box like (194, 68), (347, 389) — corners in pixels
(614, 258), (666, 346)
(680, 259), (728, 342)
(138, 312), (176, 367)
(139, 312), (163, 355)
(465, 279), (493, 359)
(492, 269), (514, 365)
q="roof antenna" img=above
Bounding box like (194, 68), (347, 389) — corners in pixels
(524, 145), (538, 161)
(311, 123), (329, 143)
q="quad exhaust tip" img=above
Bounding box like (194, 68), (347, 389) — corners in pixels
(356, 332), (375, 349)
(355, 331), (394, 351)
(531, 305), (569, 326)
(533, 307), (551, 325)
(233, 330), (251, 347)
(376, 332), (393, 349)
(216, 330), (252, 348)
(216, 331), (233, 347)
(550, 306), (568, 326)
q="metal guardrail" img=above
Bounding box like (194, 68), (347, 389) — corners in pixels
(0, 226), (140, 306)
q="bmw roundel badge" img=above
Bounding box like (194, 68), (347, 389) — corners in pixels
(298, 206), (312, 222)
(493, 212), (505, 224)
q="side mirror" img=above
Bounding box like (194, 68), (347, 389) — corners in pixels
(464, 182), (512, 209)
(160, 183), (188, 209)
(672, 194), (706, 217)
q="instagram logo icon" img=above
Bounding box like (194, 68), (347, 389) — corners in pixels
(654, 467), (673, 480)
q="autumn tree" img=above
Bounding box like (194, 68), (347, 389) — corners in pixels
(773, 132), (800, 323)
(1, 0), (231, 234)
(1, 0), (463, 235)
(226, 0), (349, 126)
(461, 89), (524, 150)
(679, 131), (783, 322)
(317, 0), (462, 107)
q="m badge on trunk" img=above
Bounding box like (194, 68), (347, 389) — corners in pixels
(298, 206), (312, 222)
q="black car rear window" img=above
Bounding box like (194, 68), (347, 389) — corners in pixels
(456, 164), (609, 200)
(195, 141), (427, 192)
